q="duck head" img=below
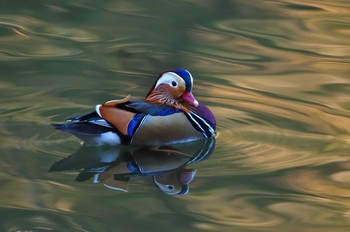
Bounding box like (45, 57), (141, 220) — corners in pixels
(145, 69), (199, 111)
(153, 169), (197, 195)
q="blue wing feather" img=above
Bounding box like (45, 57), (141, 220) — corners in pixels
(125, 100), (181, 116)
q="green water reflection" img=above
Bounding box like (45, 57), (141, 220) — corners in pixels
(1, 0), (350, 231)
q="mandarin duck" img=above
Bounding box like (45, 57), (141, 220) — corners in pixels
(52, 69), (216, 146)
(49, 137), (215, 195)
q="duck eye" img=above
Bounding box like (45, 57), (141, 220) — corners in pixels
(166, 185), (174, 190)
(171, 81), (177, 87)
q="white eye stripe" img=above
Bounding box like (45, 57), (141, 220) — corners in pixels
(155, 72), (185, 89)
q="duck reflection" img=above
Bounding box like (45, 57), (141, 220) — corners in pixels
(50, 138), (215, 195)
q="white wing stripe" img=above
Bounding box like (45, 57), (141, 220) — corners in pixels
(186, 113), (208, 138)
(190, 112), (215, 137)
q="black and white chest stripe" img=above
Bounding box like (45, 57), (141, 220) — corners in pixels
(185, 112), (215, 138)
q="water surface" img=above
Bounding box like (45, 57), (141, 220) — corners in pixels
(1, 0), (350, 231)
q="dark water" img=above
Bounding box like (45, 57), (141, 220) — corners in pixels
(1, 0), (350, 231)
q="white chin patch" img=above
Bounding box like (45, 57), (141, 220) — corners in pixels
(94, 132), (121, 145)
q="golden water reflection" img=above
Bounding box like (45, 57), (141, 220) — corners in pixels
(1, 0), (350, 231)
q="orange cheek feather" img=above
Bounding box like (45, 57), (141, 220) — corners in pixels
(168, 85), (185, 99)
(99, 105), (135, 136)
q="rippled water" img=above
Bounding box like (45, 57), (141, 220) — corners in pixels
(1, 0), (350, 231)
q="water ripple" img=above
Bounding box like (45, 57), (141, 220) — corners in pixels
(1, 1), (350, 231)
(0, 15), (101, 60)
(1, 206), (99, 232)
(188, 1), (350, 78)
(270, 164), (350, 198)
(197, 78), (350, 175)
(0, 15), (100, 42)
(187, 192), (285, 230)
